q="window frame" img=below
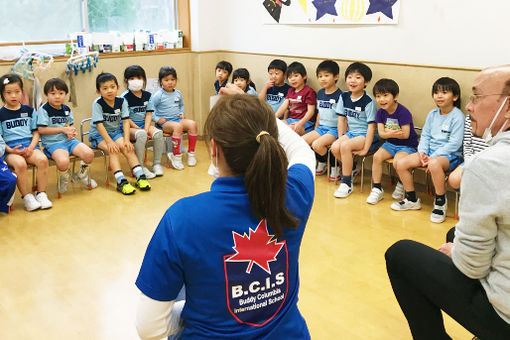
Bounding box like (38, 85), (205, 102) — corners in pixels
(0, 0), (190, 51)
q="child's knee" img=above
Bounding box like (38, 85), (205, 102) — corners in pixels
(55, 158), (69, 171)
(152, 129), (163, 139)
(428, 158), (443, 173)
(82, 149), (94, 163)
(35, 156), (49, 169)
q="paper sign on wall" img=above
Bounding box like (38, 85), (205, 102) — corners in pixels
(263, 0), (400, 25)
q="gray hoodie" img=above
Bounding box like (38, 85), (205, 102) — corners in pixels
(452, 129), (510, 323)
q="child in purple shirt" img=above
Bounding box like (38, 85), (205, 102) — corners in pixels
(366, 79), (418, 205)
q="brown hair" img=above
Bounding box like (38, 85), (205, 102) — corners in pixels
(204, 95), (299, 238)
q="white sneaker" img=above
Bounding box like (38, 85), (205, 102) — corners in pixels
(392, 182), (405, 200)
(391, 198), (421, 211)
(142, 166), (156, 179)
(72, 172), (98, 189)
(328, 166), (341, 181)
(366, 187), (384, 205)
(334, 182), (353, 198)
(152, 164), (164, 177)
(168, 153), (184, 170)
(23, 193), (41, 211)
(35, 192), (52, 209)
(187, 151), (197, 167)
(316, 162), (326, 176)
(430, 199), (447, 223)
(58, 169), (71, 193)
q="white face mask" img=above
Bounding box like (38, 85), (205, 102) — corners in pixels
(128, 79), (144, 92)
(482, 96), (509, 143)
(207, 146), (220, 178)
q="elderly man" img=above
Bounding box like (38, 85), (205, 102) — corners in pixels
(385, 65), (510, 340)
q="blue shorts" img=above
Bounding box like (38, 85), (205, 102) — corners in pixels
(156, 117), (181, 129)
(314, 125), (338, 138)
(89, 130), (124, 149)
(345, 131), (366, 139)
(6, 138), (40, 152)
(441, 154), (463, 172)
(286, 118), (315, 133)
(133, 120), (145, 129)
(380, 142), (417, 157)
(43, 138), (81, 158)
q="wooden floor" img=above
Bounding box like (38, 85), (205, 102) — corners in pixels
(0, 142), (472, 339)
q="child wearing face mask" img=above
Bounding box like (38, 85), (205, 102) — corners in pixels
(122, 65), (165, 178)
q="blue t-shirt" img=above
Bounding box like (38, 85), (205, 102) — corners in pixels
(335, 91), (377, 134)
(317, 88), (342, 128)
(37, 103), (74, 146)
(90, 96), (130, 136)
(418, 107), (464, 158)
(0, 104), (37, 143)
(246, 86), (257, 96)
(151, 89), (184, 122)
(265, 84), (291, 113)
(375, 103), (418, 148)
(136, 164), (314, 339)
(121, 90), (154, 125)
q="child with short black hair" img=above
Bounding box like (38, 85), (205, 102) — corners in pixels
(37, 78), (97, 194)
(303, 60), (342, 175)
(258, 59), (291, 112)
(122, 65), (165, 178)
(275, 61), (317, 136)
(89, 72), (151, 194)
(219, 68), (257, 95)
(0, 73), (52, 210)
(152, 66), (198, 170)
(214, 61), (233, 95)
(331, 62), (377, 198)
(365, 79), (419, 205)
(392, 77), (464, 223)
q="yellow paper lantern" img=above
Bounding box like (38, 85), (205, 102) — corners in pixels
(341, 0), (365, 22)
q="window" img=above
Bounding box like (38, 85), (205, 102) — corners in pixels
(0, 0), (177, 43)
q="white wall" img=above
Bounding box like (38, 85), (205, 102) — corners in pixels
(191, 0), (510, 69)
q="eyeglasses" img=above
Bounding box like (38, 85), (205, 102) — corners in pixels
(469, 93), (506, 104)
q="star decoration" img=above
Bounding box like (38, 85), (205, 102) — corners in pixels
(366, 0), (397, 19)
(313, 0), (338, 20)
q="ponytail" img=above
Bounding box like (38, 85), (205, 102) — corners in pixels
(204, 95), (298, 239)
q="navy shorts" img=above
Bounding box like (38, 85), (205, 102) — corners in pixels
(156, 116), (181, 129)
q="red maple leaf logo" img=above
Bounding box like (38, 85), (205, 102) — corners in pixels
(226, 219), (284, 274)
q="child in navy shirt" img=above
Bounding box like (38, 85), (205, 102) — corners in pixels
(258, 59), (291, 113)
(37, 78), (97, 194)
(122, 65), (165, 178)
(392, 77), (464, 223)
(275, 62), (317, 136)
(89, 73), (151, 195)
(303, 60), (342, 176)
(0, 74), (52, 211)
(214, 60), (233, 95)
(152, 66), (198, 170)
(331, 62), (377, 198)
(366, 79), (418, 205)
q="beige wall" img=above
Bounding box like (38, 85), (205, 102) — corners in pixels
(1, 51), (480, 135)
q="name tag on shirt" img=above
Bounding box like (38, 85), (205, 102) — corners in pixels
(143, 101), (148, 106)
(20, 112), (28, 117)
(174, 97), (180, 102)
(329, 99), (336, 104)
(297, 96), (302, 101)
(278, 92), (284, 97)
(65, 111), (70, 116)
(355, 107), (362, 111)
(114, 109), (120, 114)
(441, 124), (450, 133)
